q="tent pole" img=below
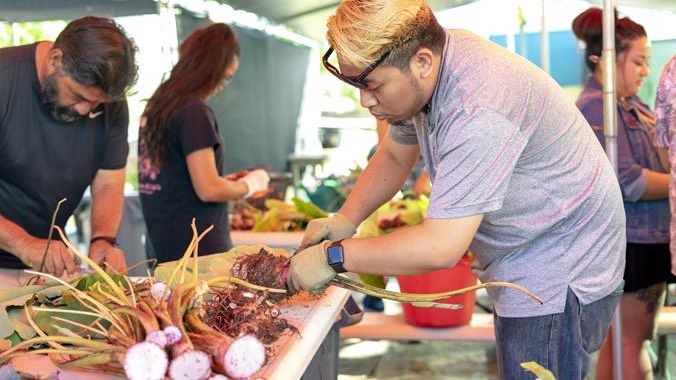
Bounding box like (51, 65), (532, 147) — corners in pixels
(11, 22), (20, 46)
(539, 0), (549, 73)
(602, 0), (623, 378)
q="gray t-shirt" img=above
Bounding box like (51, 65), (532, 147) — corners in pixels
(390, 30), (625, 317)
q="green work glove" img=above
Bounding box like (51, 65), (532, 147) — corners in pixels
(299, 213), (356, 250)
(288, 241), (336, 295)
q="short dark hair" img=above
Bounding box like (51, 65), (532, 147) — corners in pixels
(53, 16), (138, 100)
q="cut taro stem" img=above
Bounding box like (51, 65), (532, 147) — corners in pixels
(330, 276), (544, 305)
(50, 316), (108, 338)
(191, 222), (200, 284)
(168, 349), (212, 380)
(0, 336), (121, 364)
(1, 348), (94, 361)
(164, 284), (203, 372)
(123, 341), (169, 380)
(123, 275), (138, 307)
(28, 284), (125, 335)
(123, 258), (157, 276)
(114, 304), (160, 335)
(59, 352), (115, 369)
(206, 276), (286, 294)
(24, 303), (65, 350)
(54, 226), (129, 304)
(164, 220), (213, 300)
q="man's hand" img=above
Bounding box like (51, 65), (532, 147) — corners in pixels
(288, 241), (337, 294)
(299, 213), (356, 250)
(16, 236), (77, 277)
(89, 240), (127, 273)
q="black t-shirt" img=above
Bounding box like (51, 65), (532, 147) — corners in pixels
(138, 98), (232, 263)
(0, 43), (130, 269)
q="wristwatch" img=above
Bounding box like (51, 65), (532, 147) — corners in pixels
(90, 236), (118, 247)
(326, 240), (347, 273)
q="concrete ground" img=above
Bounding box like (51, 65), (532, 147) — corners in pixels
(338, 336), (676, 379)
(338, 285), (676, 379)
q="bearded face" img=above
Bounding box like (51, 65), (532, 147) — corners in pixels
(40, 71), (85, 123)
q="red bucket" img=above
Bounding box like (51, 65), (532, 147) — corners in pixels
(397, 256), (477, 328)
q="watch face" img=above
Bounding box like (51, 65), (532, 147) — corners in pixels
(326, 245), (344, 265)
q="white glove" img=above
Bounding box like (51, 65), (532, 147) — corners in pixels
(241, 169), (270, 198)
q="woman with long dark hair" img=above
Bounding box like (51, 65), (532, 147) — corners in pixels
(138, 23), (268, 263)
(573, 8), (671, 379)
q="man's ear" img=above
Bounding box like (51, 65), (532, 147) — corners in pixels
(410, 47), (435, 79)
(46, 48), (63, 72)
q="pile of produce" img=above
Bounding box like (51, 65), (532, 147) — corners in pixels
(230, 201), (261, 231)
(1, 220), (543, 379)
(231, 198), (328, 232)
(0, 222), (294, 380)
(355, 195), (430, 289)
(358, 195), (429, 238)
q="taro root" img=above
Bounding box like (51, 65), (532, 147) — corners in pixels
(186, 312), (266, 379)
(168, 350), (212, 380)
(230, 248), (290, 291)
(201, 288), (298, 345)
(123, 342), (169, 380)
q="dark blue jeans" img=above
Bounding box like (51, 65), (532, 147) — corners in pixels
(494, 286), (622, 379)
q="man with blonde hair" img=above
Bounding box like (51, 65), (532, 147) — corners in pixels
(289, 0), (626, 377)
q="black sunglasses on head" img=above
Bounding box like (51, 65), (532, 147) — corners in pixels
(322, 46), (391, 89)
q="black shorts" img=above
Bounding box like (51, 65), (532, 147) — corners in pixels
(624, 242), (676, 293)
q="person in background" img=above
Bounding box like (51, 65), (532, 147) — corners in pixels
(0, 16), (136, 287)
(289, 0), (626, 377)
(573, 8), (672, 379)
(654, 55), (676, 277)
(139, 23), (269, 263)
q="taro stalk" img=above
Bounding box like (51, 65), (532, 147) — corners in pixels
(54, 226), (129, 305)
(229, 247), (544, 308)
(159, 243), (272, 379)
(164, 283), (212, 380)
(0, 335), (122, 363)
(330, 275), (544, 306)
(119, 221), (215, 380)
(1, 227), (151, 372)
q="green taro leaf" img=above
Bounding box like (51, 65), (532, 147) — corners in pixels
(7, 307), (35, 340)
(7, 332), (22, 346)
(0, 306), (13, 338)
(75, 273), (127, 291)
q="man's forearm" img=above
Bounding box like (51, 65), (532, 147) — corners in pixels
(90, 170), (125, 239)
(0, 213), (31, 255)
(342, 215), (482, 276)
(339, 142), (418, 226)
(91, 190), (123, 238)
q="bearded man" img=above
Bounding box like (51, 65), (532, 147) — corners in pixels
(0, 16), (137, 283)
